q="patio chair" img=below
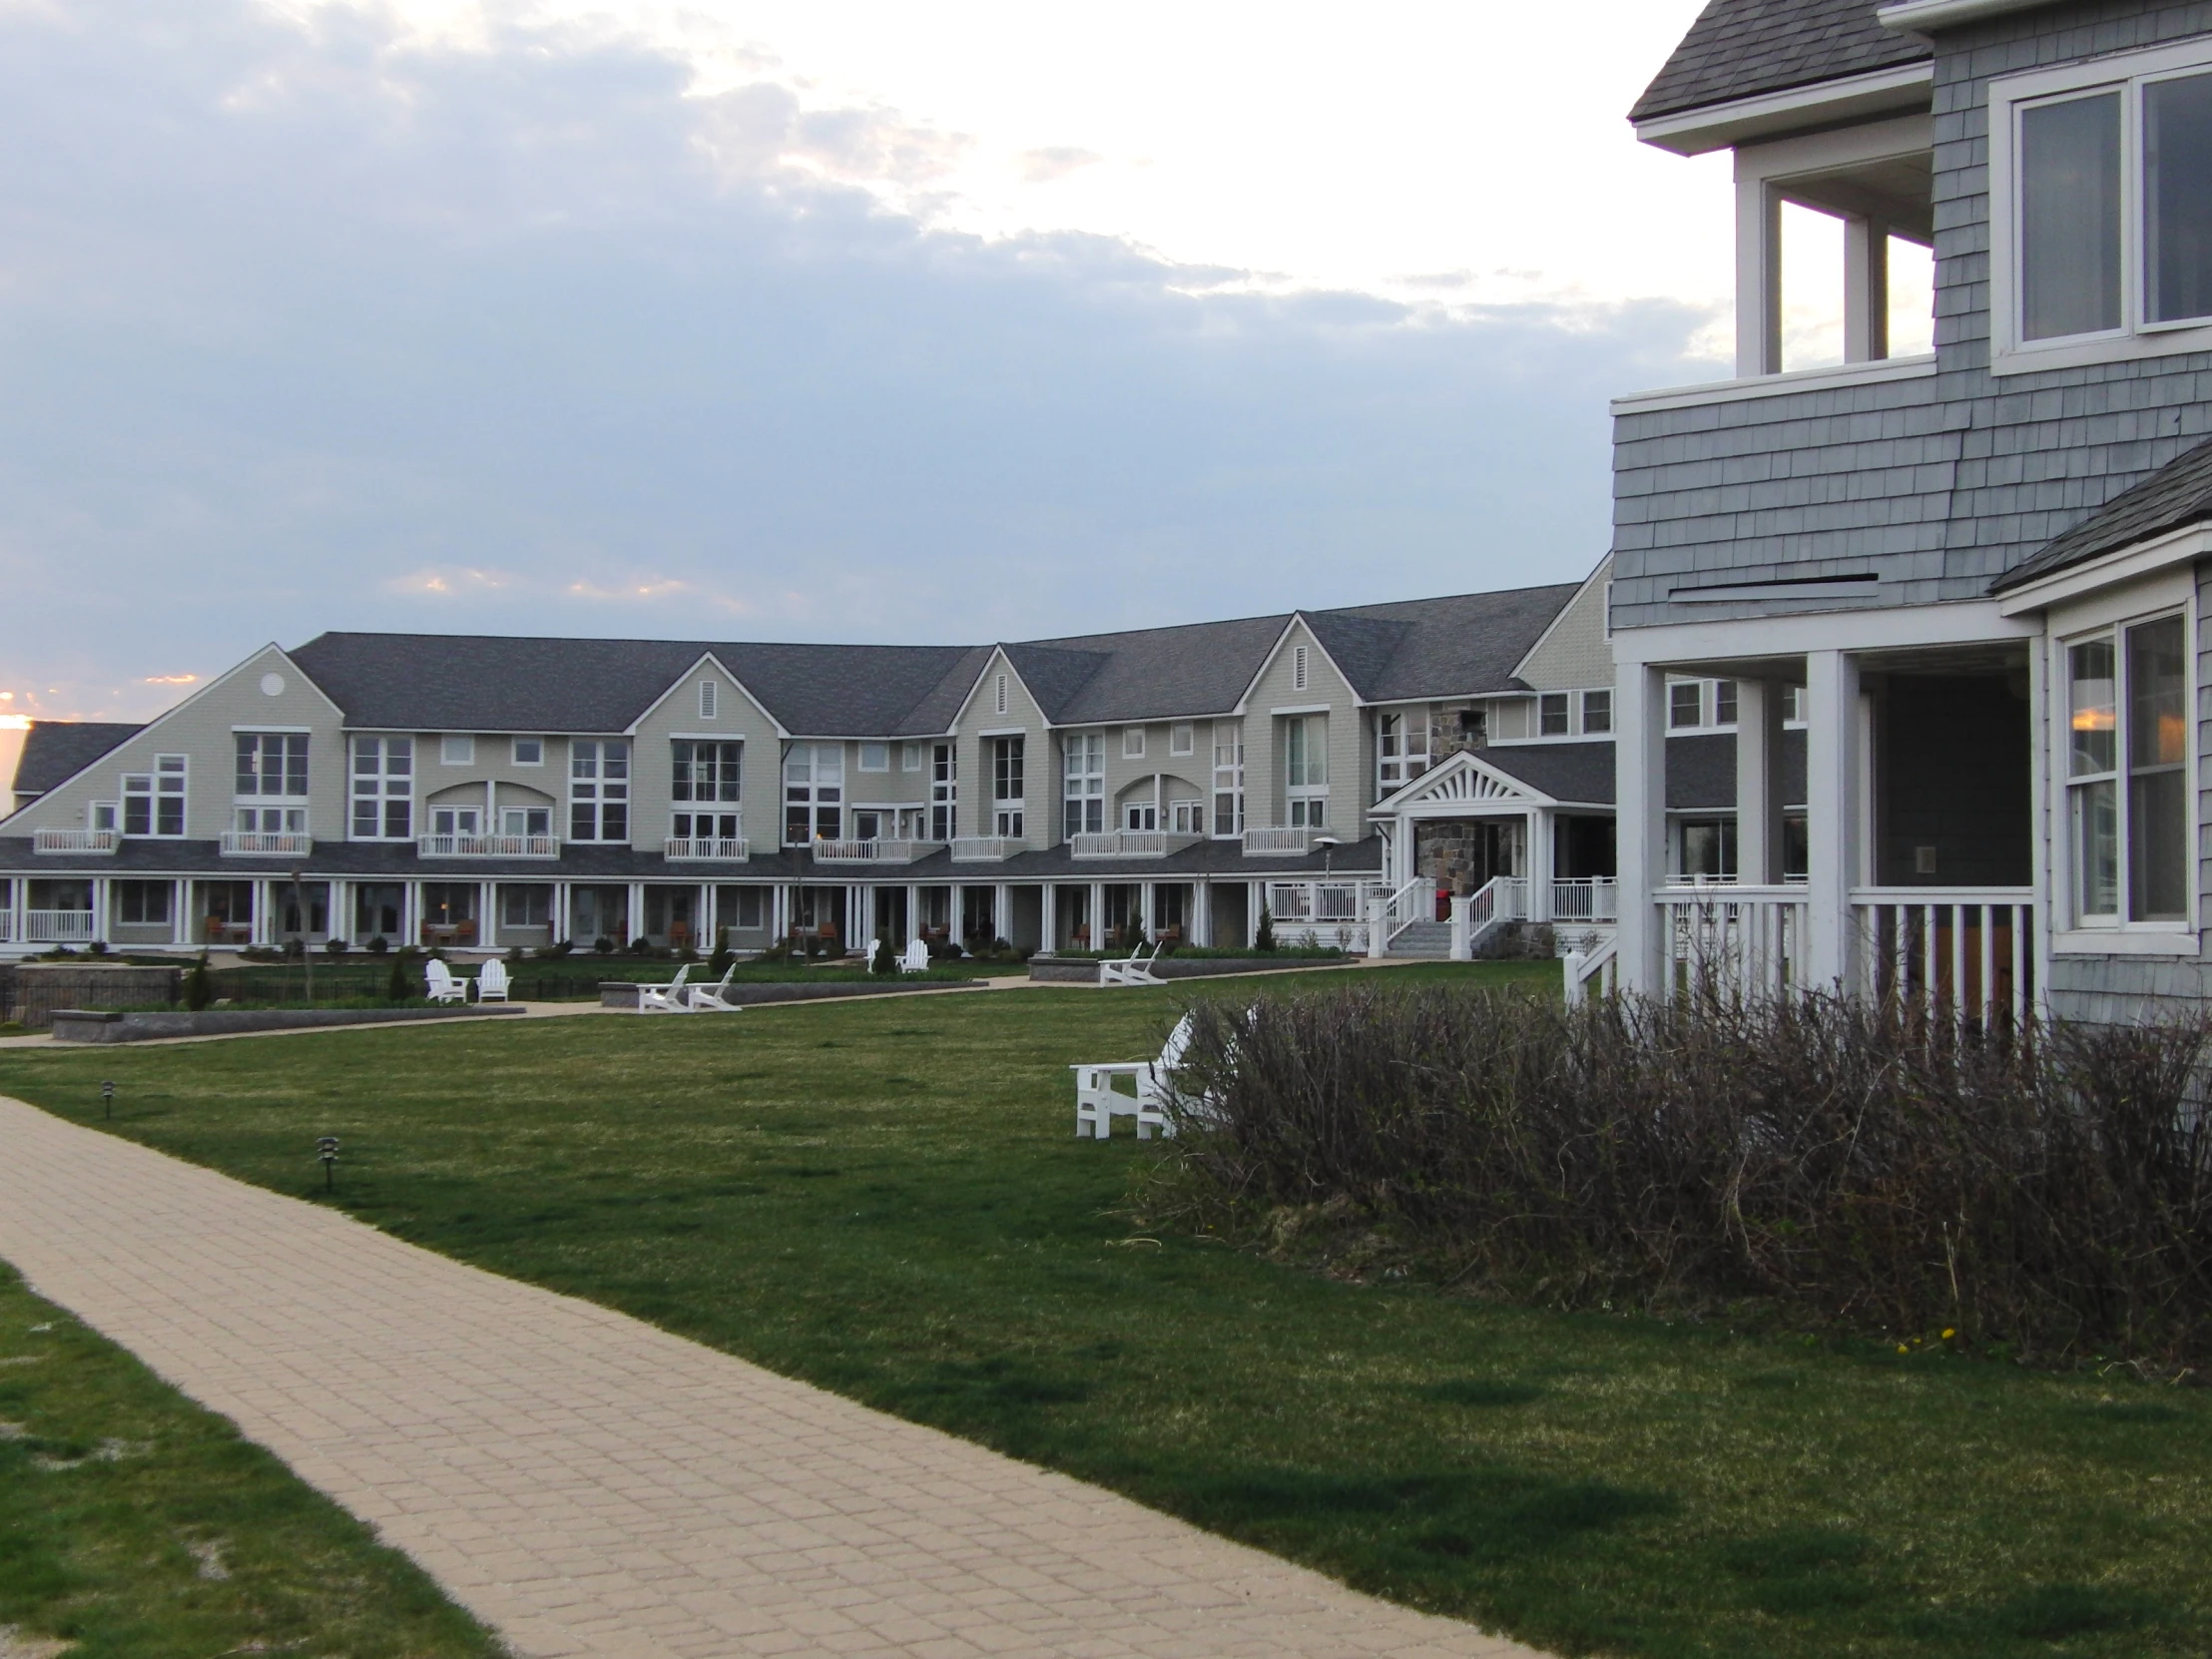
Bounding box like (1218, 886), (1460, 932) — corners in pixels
(897, 939), (930, 974)
(1099, 940), (1164, 987)
(688, 963), (744, 1012)
(424, 958), (469, 1004)
(476, 958), (511, 1003)
(638, 963), (694, 1013)
(1072, 1013), (1192, 1140)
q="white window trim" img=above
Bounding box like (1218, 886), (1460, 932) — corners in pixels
(1988, 40), (2212, 376)
(1122, 727), (1146, 759)
(2045, 566), (2197, 944)
(856, 743), (890, 773)
(512, 737), (545, 766)
(440, 735), (475, 766)
(1170, 723), (1194, 757)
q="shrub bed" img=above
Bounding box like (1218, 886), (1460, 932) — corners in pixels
(1152, 984), (2212, 1370)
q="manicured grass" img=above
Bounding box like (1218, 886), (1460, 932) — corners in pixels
(2, 957), (2207, 1659)
(0, 1263), (502, 1657)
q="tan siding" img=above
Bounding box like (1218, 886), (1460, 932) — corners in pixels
(1514, 558), (1615, 692)
(629, 663), (781, 851)
(1242, 621), (1360, 832)
(949, 653), (1048, 840)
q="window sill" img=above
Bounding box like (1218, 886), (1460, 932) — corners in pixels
(2051, 928), (2199, 956)
(1611, 353), (1936, 415)
(1990, 321), (2212, 377)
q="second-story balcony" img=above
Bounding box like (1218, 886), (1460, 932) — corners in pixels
(416, 831), (561, 859)
(949, 835), (1027, 861)
(1241, 826), (1314, 856)
(34, 828), (119, 855)
(1069, 830), (1198, 859)
(221, 830), (314, 856)
(812, 838), (943, 864)
(664, 835), (751, 861)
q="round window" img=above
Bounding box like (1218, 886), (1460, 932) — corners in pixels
(260, 672), (285, 697)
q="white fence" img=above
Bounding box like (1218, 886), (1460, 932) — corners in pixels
(950, 836), (1025, 861)
(416, 833), (560, 858)
(813, 838), (940, 863)
(1850, 888), (2034, 1027)
(33, 829), (118, 854)
(1550, 877), (1618, 923)
(663, 836), (751, 861)
(1654, 885), (1810, 1001)
(25, 910), (98, 943)
(221, 830), (314, 856)
(1241, 827), (1312, 856)
(1070, 830), (1195, 858)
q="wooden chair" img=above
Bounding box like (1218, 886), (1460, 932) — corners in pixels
(897, 939), (930, 974)
(1099, 940), (1164, 987)
(424, 959), (469, 1004)
(1072, 1014), (1192, 1139)
(638, 964), (694, 1013)
(475, 958), (511, 1003)
(688, 963), (743, 1012)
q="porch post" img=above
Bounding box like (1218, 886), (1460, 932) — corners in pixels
(907, 881), (920, 946)
(172, 877), (188, 947)
(1192, 879), (1210, 946)
(1614, 662), (1669, 993)
(1089, 880), (1103, 949)
(628, 881), (644, 948)
(1042, 881), (1057, 949)
(1736, 678), (1788, 885)
(995, 880), (1010, 946)
(1804, 650), (1861, 990)
(1525, 809), (1553, 922)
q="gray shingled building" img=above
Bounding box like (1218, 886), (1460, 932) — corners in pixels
(1605, 0), (2212, 1022)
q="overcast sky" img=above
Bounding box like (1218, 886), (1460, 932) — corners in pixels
(3, 0), (1752, 726)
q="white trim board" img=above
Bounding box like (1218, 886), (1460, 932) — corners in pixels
(1995, 525), (2212, 615)
(1634, 62), (1933, 157)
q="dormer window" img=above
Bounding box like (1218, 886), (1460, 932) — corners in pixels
(1992, 45), (2212, 369)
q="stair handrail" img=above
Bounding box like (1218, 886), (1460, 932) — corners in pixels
(1562, 934), (1620, 1007)
(1381, 877), (1431, 945)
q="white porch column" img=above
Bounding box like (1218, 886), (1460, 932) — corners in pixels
(1192, 880), (1210, 947)
(92, 875), (110, 945)
(1614, 662), (1669, 993)
(627, 881), (645, 948)
(995, 880), (1011, 945)
(479, 880), (491, 951)
(1041, 881), (1057, 949)
(907, 881), (921, 945)
(1843, 216), (1890, 364)
(1736, 678), (1789, 885)
(1367, 894), (1388, 958)
(1450, 895), (1473, 960)
(1525, 809), (1553, 923)
(1804, 649), (1862, 990)
(1734, 173), (1782, 376)
(1089, 880), (1103, 949)
(172, 877), (188, 947)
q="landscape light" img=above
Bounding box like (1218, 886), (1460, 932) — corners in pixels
(316, 1135), (340, 1191)
(100, 1080), (115, 1119)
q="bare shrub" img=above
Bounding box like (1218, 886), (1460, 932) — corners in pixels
(1154, 984), (2212, 1368)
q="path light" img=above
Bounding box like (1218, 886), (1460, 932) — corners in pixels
(316, 1135), (339, 1192)
(100, 1080), (115, 1119)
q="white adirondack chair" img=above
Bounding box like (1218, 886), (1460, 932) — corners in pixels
(424, 958), (469, 1004)
(476, 958), (511, 1003)
(1099, 940), (1164, 987)
(688, 963), (744, 1012)
(897, 939), (931, 974)
(637, 963), (693, 1013)
(1072, 1013), (1192, 1139)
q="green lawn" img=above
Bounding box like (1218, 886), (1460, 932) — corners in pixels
(2, 958), (2207, 1659)
(0, 1263), (502, 1657)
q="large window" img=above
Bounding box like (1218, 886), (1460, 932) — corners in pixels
(351, 738), (411, 839)
(1581, 690), (1613, 735)
(1378, 711), (1429, 790)
(236, 734), (308, 834)
(991, 737), (1024, 837)
(1064, 733), (1105, 836)
(1285, 715), (1327, 829)
(2067, 614), (2188, 924)
(672, 740), (742, 805)
(570, 740), (630, 842)
(1539, 694), (1570, 736)
(1997, 51), (2212, 360)
(784, 743), (842, 843)
(123, 755), (187, 837)
(1212, 729), (1245, 836)
(930, 743), (957, 841)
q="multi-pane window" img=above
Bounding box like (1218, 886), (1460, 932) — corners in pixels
(2002, 58), (2212, 348)
(1170, 800), (1206, 834)
(116, 880), (172, 925)
(570, 740), (630, 842)
(1714, 680), (1739, 726)
(1212, 730), (1245, 836)
(1064, 733), (1105, 836)
(1539, 694), (1570, 736)
(674, 809), (742, 843)
(1124, 801), (1159, 831)
(513, 737), (544, 766)
(235, 735), (307, 834)
(1581, 690), (1613, 734)
(991, 737), (1024, 837)
(1378, 712), (1430, 790)
(673, 740), (742, 804)
(2067, 615), (2188, 924)
(351, 739), (411, 838)
(122, 756), (187, 837)
(783, 743), (842, 843)
(1285, 716), (1327, 829)
(930, 743), (957, 841)
(1669, 682), (1704, 729)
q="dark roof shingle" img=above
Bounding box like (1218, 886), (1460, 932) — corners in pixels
(1631, 0), (1928, 125)
(12, 721), (142, 796)
(1990, 435), (2212, 594)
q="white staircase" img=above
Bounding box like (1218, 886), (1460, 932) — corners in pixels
(1386, 919), (1455, 958)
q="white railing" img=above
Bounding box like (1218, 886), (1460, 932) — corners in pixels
(0, 911), (11, 943)
(25, 910), (98, 942)
(1654, 884), (1809, 1001)
(1850, 887), (2034, 1027)
(1466, 874), (1528, 937)
(664, 836), (751, 861)
(1070, 830), (1195, 858)
(33, 828), (119, 854)
(812, 838), (942, 863)
(1562, 935), (1619, 1006)
(1550, 877), (1618, 923)
(221, 830), (314, 856)
(950, 836), (1026, 861)
(416, 833), (561, 858)
(1242, 826), (1312, 856)
(1378, 878), (1430, 947)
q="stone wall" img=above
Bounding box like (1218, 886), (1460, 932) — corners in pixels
(8, 964), (182, 1031)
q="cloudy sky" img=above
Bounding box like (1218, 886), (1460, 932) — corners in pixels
(2, 0), (1790, 727)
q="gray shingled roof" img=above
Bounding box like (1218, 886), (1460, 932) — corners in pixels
(1007, 614), (1292, 724)
(1990, 434), (2212, 594)
(12, 721), (142, 796)
(1319, 585), (1581, 702)
(1631, 0), (1927, 124)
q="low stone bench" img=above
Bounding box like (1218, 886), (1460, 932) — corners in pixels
(49, 1005), (529, 1044)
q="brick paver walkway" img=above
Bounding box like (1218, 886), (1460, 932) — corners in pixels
(0, 1095), (1544, 1659)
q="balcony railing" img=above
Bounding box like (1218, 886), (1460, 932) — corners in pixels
(1550, 877), (1619, 924)
(664, 836), (751, 861)
(1654, 884), (1810, 1001)
(221, 830), (314, 856)
(1069, 830), (1197, 858)
(949, 836), (1027, 861)
(1851, 887), (2034, 1028)
(812, 838), (943, 864)
(25, 909), (98, 942)
(416, 832), (561, 858)
(33, 828), (119, 855)
(1241, 826), (1312, 856)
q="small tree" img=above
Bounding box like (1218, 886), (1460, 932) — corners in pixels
(708, 938), (734, 980)
(185, 954), (214, 1012)
(870, 935), (895, 975)
(1255, 904), (1277, 952)
(386, 951), (410, 1003)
